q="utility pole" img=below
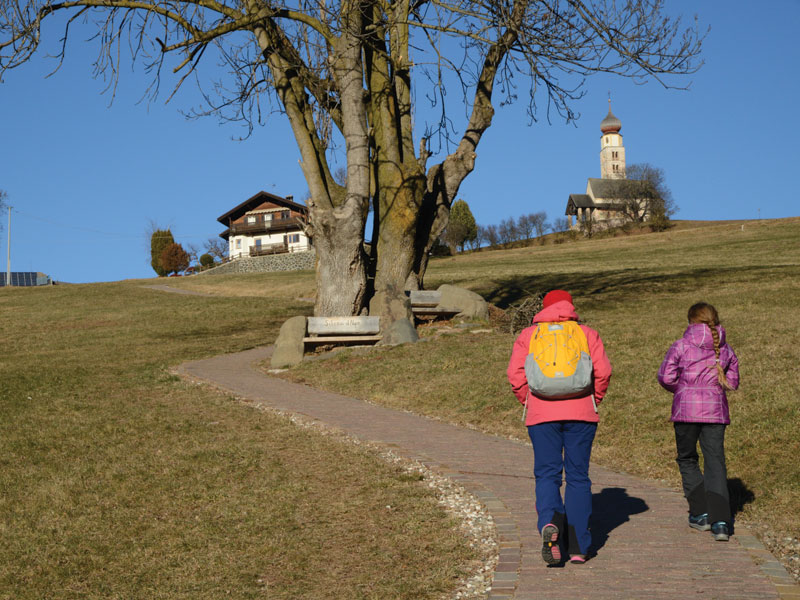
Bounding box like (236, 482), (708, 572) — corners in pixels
(5, 205), (10, 287)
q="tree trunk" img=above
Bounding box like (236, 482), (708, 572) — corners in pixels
(310, 198), (369, 316)
(373, 166), (426, 294)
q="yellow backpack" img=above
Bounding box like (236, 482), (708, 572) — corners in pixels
(524, 321), (594, 400)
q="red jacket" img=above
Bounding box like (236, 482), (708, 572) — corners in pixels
(507, 300), (612, 426)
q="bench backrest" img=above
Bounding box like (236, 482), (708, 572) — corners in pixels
(408, 290), (441, 307)
(307, 316), (381, 335)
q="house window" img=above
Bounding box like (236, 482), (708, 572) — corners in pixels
(236, 239), (242, 249)
(255, 239), (262, 249)
(263, 213), (272, 222)
(286, 234), (300, 244)
(246, 215), (256, 224)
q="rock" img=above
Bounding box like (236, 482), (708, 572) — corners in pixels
(380, 317), (419, 346)
(437, 284), (489, 321)
(369, 284), (418, 343)
(270, 315), (307, 368)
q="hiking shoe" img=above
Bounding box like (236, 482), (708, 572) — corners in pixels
(541, 524), (562, 565)
(689, 513), (711, 531)
(711, 521), (729, 541)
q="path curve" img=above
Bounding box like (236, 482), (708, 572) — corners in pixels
(176, 346), (796, 600)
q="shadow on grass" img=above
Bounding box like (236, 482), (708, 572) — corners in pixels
(590, 487), (649, 554)
(480, 265), (798, 309)
(728, 477), (756, 526)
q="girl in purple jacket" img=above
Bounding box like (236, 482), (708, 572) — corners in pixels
(658, 302), (739, 541)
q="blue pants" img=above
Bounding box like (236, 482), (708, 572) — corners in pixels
(528, 421), (597, 555)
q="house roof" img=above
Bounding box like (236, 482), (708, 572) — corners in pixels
(217, 190), (308, 225)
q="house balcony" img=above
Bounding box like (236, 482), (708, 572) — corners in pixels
(229, 217), (303, 235)
(249, 242), (289, 257)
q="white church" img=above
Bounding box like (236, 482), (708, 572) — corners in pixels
(565, 103), (656, 229)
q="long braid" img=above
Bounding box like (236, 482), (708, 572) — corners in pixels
(707, 323), (734, 391)
(688, 302), (734, 392)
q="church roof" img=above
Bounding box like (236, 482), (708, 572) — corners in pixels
(600, 107), (622, 134)
(587, 178), (657, 200)
(568, 194), (594, 208)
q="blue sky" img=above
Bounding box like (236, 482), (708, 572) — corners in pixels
(1, 1), (798, 283)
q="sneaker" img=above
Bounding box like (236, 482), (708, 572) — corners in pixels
(569, 554), (587, 564)
(689, 513), (711, 531)
(711, 521), (729, 541)
(541, 524), (562, 565)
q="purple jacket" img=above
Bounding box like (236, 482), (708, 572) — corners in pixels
(657, 323), (739, 424)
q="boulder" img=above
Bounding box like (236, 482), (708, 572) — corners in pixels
(380, 317), (419, 346)
(270, 315), (307, 368)
(437, 284), (489, 321)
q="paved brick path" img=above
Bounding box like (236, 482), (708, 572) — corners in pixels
(177, 347), (798, 600)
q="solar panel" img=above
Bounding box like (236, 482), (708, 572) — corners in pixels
(0, 272), (51, 286)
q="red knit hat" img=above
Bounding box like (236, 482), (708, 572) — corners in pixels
(542, 290), (573, 308)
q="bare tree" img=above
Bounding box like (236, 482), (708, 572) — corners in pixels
(482, 224), (500, 249)
(552, 217), (570, 233)
(628, 163), (676, 230)
(615, 163), (675, 227)
(517, 214), (534, 240)
(2, 0), (704, 314)
(185, 243), (200, 265)
(203, 237), (228, 261)
(529, 211), (550, 241)
(472, 226), (486, 251)
(498, 217), (518, 245)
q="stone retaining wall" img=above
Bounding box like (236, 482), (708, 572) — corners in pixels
(198, 250), (316, 276)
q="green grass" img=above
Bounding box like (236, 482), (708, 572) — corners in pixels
(284, 218), (800, 541)
(0, 279), (477, 599)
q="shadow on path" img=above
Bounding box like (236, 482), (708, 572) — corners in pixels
(591, 487), (649, 553)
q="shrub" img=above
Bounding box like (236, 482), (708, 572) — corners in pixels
(200, 253), (215, 268)
(160, 243), (190, 275)
(150, 229), (175, 276)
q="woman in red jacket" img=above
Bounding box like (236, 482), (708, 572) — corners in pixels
(507, 290), (612, 565)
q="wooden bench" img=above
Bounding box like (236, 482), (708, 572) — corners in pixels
(408, 290), (461, 319)
(303, 316), (382, 348)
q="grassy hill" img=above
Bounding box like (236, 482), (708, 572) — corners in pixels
(283, 217), (800, 563)
(0, 278), (476, 598)
(3, 217), (797, 595)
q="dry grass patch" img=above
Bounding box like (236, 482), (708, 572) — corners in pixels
(0, 280), (477, 599)
(164, 270), (316, 300)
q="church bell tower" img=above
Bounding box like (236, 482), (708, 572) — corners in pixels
(600, 101), (626, 179)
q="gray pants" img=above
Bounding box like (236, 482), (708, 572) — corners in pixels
(674, 423), (731, 525)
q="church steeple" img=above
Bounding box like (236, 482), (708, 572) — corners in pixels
(600, 99), (626, 179)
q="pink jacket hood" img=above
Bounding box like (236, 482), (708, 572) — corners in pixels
(532, 300), (579, 323)
(684, 322), (727, 350)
